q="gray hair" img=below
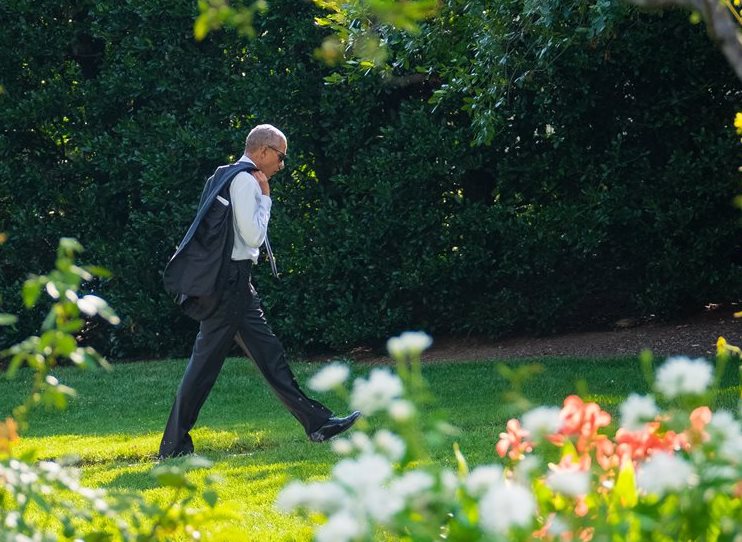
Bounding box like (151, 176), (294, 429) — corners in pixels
(244, 124), (286, 153)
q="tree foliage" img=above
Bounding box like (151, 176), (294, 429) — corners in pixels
(0, 0), (740, 358)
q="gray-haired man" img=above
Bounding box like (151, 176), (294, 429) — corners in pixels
(159, 124), (359, 458)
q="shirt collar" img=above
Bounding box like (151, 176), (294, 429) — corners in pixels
(238, 154), (255, 165)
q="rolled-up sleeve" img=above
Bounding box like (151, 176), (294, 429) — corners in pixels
(230, 172), (272, 248)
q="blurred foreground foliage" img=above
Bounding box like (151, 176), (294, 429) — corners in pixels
(0, 239), (230, 541)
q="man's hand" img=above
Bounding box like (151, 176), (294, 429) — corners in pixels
(254, 169), (270, 196)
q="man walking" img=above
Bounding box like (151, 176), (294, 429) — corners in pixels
(158, 124), (359, 458)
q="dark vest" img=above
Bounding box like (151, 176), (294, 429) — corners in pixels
(163, 161), (257, 320)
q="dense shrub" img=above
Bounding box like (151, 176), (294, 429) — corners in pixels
(0, 0), (740, 358)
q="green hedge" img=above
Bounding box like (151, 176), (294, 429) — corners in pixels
(1, 0), (740, 358)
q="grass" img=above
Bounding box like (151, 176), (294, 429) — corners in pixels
(1, 354), (739, 540)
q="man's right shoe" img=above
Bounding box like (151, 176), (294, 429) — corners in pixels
(309, 411), (361, 442)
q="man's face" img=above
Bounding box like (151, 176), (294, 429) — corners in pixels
(258, 139), (287, 179)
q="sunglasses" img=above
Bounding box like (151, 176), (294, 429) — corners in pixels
(267, 145), (287, 163)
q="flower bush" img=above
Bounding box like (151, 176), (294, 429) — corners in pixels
(277, 332), (742, 541)
(0, 239), (224, 541)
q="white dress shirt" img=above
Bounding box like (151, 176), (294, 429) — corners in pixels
(230, 155), (272, 262)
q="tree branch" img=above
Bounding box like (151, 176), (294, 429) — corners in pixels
(628, 0), (742, 81)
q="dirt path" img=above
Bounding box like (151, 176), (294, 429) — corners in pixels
(316, 304), (742, 364)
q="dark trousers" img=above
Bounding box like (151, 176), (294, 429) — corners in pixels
(159, 260), (332, 457)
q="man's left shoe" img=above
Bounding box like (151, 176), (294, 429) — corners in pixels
(309, 411), (361, 442)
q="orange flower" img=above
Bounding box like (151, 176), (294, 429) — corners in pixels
(685, 406), (712, 446)
(560, 396), (611, 436)
(0, 417), (19, 454)
(615, 423), (679, 463)
(550, 396), (612, 464)
(496, 418), (533, 460)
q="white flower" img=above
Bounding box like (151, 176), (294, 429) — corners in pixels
(374, 430), (406, 461)
(275, 481), (347, 514)
(363, 487), (404, 524)
(655, 356), (713, 399)
(308, 363), (350, 392)
(46, 281), (60, 299)
(521, 406), (562, 437)
(440, 469), (459, 499)
(514, 455), (541, 483)
(38, 461), (62, 479)
(275, 481), (307, 513)
(315, 511), (364, 542)
(619, 394), (659, 431)
(4, 511), (19, 528)
(478, 482), (536, 534)
(547, 515), (569, 536)
(351, 369), (404, 415)
(702, 465), (737, 482)
(94, 498), (109, 513)
(350, 432), (373, 454)
(18, 470), (38, 485)
(546, 468), (590, 497)
(77, 294), (107, 316)
(388, 399), (415, 422)
(387, 331), (433, 358)
(719, 433), (742, 463)
(708, 410), (742, 437)
(333, 454), (392, 492)
(331, 438), (354, 456)
(389, 470), (435, 501)
(707, 410), (742, 461)
(637, 452), (696, 496)
(465, 465), (504, 497)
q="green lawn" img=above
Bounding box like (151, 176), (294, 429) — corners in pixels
(1, 354), (739, 540)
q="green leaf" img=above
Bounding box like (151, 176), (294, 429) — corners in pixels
(83, 265), (112, 279)
(323, 72), (345, 85)
(181, 455), (213, 470)
(41, 308), (57, 331)
(613, 459), (638, 508)
(56, 334), (78, 357)
(560, 438), (578, 460)
(0, 313), (17, 325)
(22, 279), (42, 308)
(58, 319), (85, 333)
(6, 352), (26, 378)
(59, 237), (84, 256)
(194, 14), (210, 41)
(152, 467), (192, 489)
(39, 330), (58, 351)
(452, 442), (469, 477)
(203, 489), (218, 507)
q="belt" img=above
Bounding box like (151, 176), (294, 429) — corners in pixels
(230, 259), (254, 267)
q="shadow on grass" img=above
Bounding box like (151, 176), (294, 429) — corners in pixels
(100, 454), (333, 495)
(22, 426), (292, 466)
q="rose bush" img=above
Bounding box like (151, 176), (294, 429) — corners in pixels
(277, 332), (742, 541)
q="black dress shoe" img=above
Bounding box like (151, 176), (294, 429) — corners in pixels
(309, 411), (361, 442)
